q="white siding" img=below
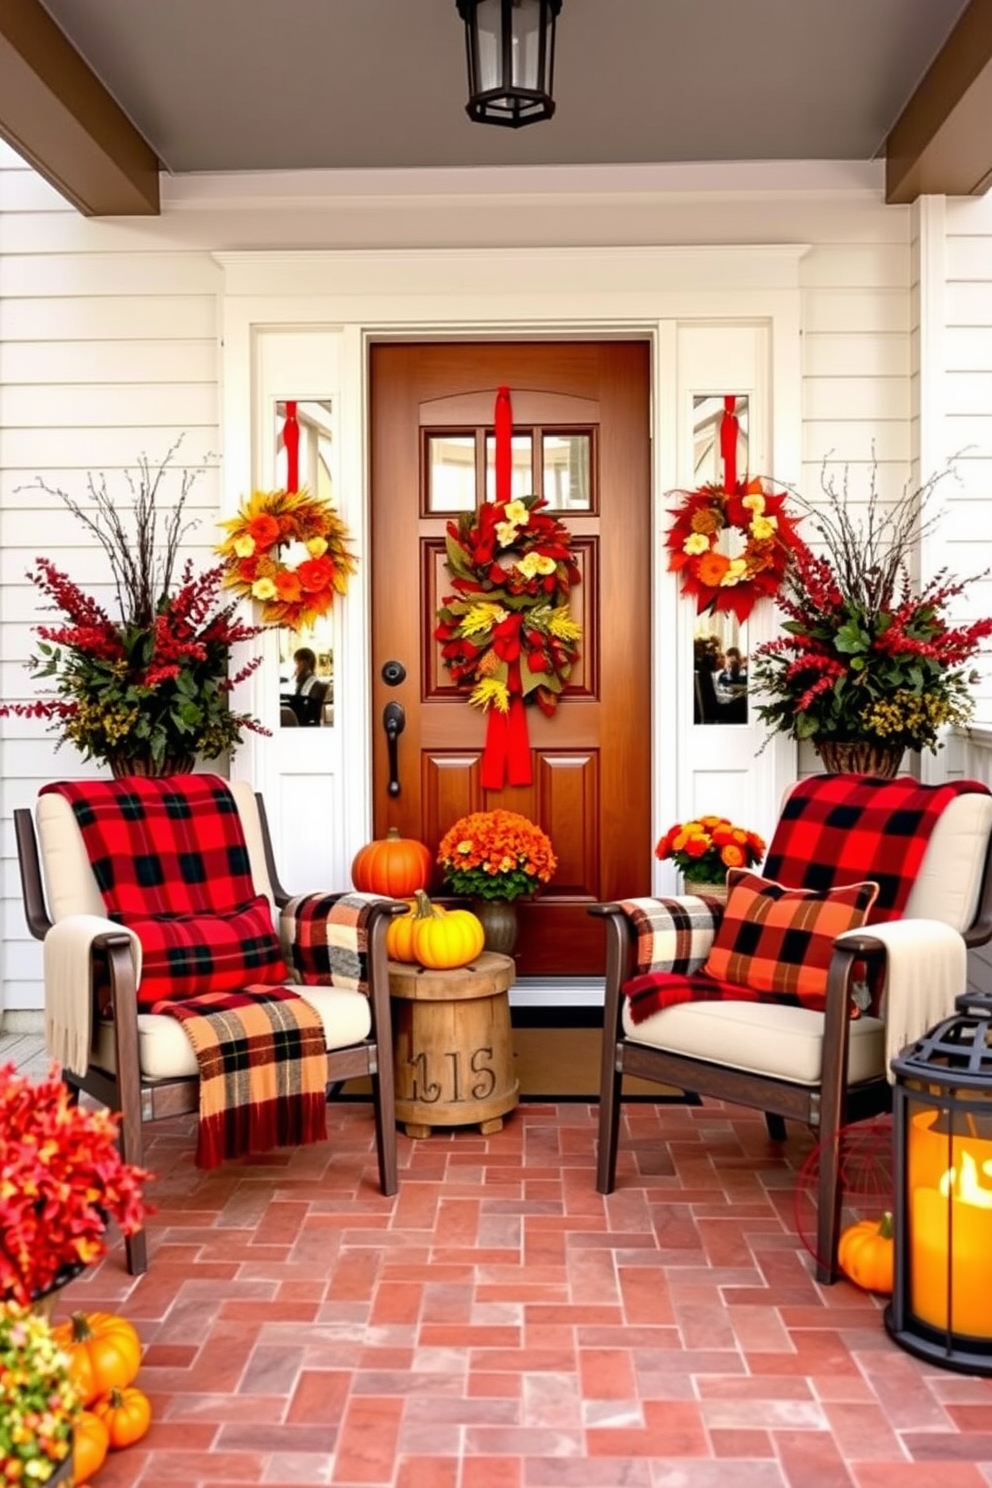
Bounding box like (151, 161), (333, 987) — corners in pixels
(2, 146), (987, 1021)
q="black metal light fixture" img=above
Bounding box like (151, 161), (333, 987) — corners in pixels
(456, 0), (562, 128)
(886, 994), (992, 1375)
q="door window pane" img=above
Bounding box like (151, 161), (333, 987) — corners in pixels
(428, 435), (477, 512)
(543, 433), (591, 510)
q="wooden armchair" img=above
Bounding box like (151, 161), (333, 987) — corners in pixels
(15, 776), (402, 1276)
(593, 778), (992, 1282)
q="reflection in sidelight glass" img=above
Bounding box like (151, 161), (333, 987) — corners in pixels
(691, 394), (750, 725)
(279, 622), (333, 728)
(542, 433), (591, 509)
(485, 433), (532, 500)
(428, 435), (476, 512)
(274, 399), (336, 727)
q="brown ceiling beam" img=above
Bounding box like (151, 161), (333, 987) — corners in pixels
(0, 0), (159, 216)
(885, 0), (992, 203)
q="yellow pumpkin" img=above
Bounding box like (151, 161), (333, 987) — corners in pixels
(409, 891), (485, 970)
(837, 1211), (894, 1293)
(386, 895), (450, 962)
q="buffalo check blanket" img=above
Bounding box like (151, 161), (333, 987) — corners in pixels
(280, 891), (384, 991)
(763, 774), (990, 921)
(42, 775), (328, 1167)
(148, 986), (328, 1169)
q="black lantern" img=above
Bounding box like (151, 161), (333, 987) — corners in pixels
(886, 993), (992, 1374)
(456, 0), (562, 127)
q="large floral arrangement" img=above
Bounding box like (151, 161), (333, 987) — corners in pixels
(750, 465), (992, 755)
(655, 816), (766, 884)
(217, 487), (357, 631)
(435, 494), (581, 718)
(0, 1064), (150, 1308)
(0, 443), (268, 773)
(437, 809), (557, 901)
(0, 1303), (79, 1483)
(665, 478), (803, 623)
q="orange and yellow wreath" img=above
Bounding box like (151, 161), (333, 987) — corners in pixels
(217, 487), (357, 632)
(664, 477), (802, 624)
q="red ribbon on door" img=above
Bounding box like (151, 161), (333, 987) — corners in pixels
(283, 400), (300, 493)
(480, 386), (533, 790)
(720, 394), (738, 491)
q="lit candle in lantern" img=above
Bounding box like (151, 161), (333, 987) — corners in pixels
(911, 1148), (992, 1337)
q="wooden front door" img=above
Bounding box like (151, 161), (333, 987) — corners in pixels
(369, 341), (652, 977)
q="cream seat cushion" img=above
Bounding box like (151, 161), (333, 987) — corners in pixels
(622, 999), (885, 1087)
(92, 985), (373, 1081)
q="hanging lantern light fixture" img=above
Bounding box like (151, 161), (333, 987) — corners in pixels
(456, 0), (562, 128)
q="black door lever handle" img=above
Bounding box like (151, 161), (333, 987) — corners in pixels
(383, 701), (406, 797)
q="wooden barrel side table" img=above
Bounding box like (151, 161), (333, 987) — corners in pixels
(388, 951), (519, 1137)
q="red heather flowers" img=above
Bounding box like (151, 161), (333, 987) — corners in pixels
(0, 1065), (150, 1306)
(751, 464), (992, 755)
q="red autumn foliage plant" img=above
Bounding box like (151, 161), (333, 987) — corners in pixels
(0, 441), (269, 772)
(0, 1064), (150, 1307)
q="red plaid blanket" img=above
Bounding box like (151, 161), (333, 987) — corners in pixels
(763, 774), (990, 921)
(619, 895), (750, 1026)
(150, 986), (328, 1169)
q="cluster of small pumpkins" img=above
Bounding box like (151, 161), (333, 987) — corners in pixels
(351, 828), (486, 971)
(52, 1310), (150, 1483)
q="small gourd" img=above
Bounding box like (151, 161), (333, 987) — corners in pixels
(351, 828), (432, 898)
(409, 890), (485, 970)
(837, 1211), (894, 1293)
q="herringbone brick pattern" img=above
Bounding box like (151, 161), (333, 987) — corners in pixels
(52, 1098), (992, 1487)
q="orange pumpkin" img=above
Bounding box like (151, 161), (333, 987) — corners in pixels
(53, 1311), (142, 1405)
(93, 1384), (153, 1448)
(351, 828), (432, 897)
(72, 1410), (111, 1484)
(410, 890), (485, 970)
(837, 1211), (894, 1293)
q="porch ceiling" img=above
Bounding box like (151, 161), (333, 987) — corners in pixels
(0, 0), (990, 217)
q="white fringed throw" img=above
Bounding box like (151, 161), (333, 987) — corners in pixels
(43, 916), (142, 1077)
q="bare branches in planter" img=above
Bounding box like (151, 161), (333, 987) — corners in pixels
(0, 441), (270, 775)
(750, 461), (992, 764)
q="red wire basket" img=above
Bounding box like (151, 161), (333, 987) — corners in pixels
(793, 1115), (894, 1271)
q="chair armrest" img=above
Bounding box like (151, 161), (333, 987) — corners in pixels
(42, 916), (142, 1076)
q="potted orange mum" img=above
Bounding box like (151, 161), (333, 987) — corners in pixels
(655, 815), (766, 891)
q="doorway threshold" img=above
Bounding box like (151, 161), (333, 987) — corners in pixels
(509, 977), (605, 1010)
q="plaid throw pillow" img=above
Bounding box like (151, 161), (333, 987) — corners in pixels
(702, 869), (879, 1012)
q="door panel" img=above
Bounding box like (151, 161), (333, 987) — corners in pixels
(370, 341), (651, 977)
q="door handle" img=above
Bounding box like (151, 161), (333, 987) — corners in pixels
(383, 701), (406, 797)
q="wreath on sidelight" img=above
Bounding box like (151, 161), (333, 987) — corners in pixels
(217, 487), (357, 632)
(665, 477), (802, 623)
(435, 493), (582, 717)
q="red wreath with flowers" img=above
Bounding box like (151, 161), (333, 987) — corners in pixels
(664, 477), (802, 624)
(435, 492), (581, 789)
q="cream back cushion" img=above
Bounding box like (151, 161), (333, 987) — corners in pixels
(36, 779), (277, 924)
(901, 793), (992, 930)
